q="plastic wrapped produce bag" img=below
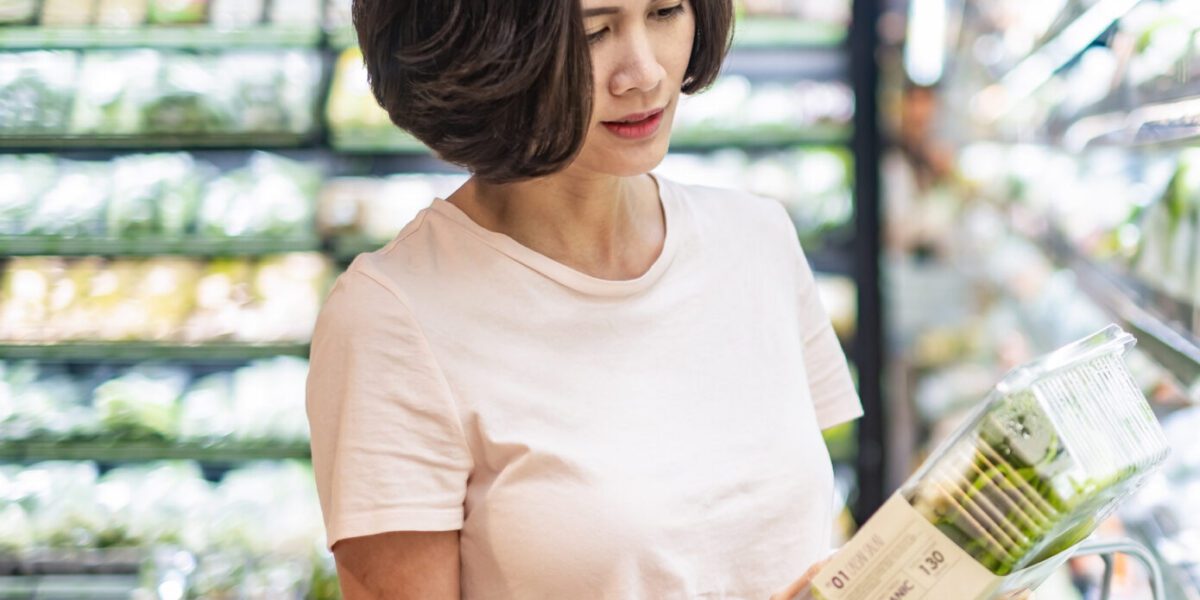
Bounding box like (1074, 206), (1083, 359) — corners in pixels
(0, 51), (78, 134)
(0, 155), (58, 235)
(41, 0), (97, 26)
(268, 0), (319, 27)
(0, 0), (38, 24)
(147, 0), (205, 24)
(93, 365), (188, 441)
(95, 0), (149, 27)
(802, 325), (1169, 600)
(208, 0), (261, 28)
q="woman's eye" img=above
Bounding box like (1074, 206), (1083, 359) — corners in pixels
(654, 4), (685, 19)
(587, 28), (608, 44)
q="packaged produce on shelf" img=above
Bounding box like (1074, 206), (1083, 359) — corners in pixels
(24, 160), (110, 236)
(0, 460), (336, 599)
(95, 365), (190, 441)
(269, 0), (320, 27)
(736, 0), (848, 26)
(208, 0), (261, 28)
(0, 50), (76, 134)
(324, 0), (350, 32)
(198, 152), (320, 239)
(0, 360), (93, 442)
(41, 0), (97, 27)
(147, 0), (207, 25)
(325, 46), (415, 149)
(0, 357), (310, 445)
(0, 253), (332, 343)
(178, 357), (309, 442)
(673, 76), (853, 144)
(3, 49), (321, 139)
(808, 326), (1169, 600)
(107, 153), (207, 238)
(317, 173), (467, 243)
(654, 147), (852, 242)
(0, 0), (38, 24)
(1132, 148), (1200, 306)
(1120, 0), (1200, 94)
(95, 0), (150, 28)
(0, 151), (318, 240)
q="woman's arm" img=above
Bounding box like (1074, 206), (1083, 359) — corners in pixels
(333, 530), (461, 600)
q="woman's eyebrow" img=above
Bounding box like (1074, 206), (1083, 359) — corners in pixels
(583, 7), (621, 16)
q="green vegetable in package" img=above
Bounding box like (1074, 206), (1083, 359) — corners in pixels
(901, 326), (1168, 576)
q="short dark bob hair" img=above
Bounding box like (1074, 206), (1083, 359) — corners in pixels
(353, 0), (733, 183)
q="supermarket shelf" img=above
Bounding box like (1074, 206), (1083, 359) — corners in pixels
(671, 124), (851, 149)
(0, 440), (310, 463)
(328, 129), (431, 154)
(722, 46), (847, 82)
(733, 18), (846, 49)
(1063, 92), (1200, 149)
(978, 0), (1142, 120)
(0, 574), (140, 598)
(0, 132), (316, 152)
(0, 341), (309, 362)
(0, 25), (321, 49)
(1041, 230), (1200, 386)
(0, 235), (321, 257)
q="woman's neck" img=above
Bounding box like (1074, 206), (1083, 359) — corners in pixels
(446, 170), (665, 281)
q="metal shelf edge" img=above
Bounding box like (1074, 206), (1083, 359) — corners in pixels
(1041, 229), (1200, 386)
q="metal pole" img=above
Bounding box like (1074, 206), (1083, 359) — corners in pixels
(850, 0), (887, 524)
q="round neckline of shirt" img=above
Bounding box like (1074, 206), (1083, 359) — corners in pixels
(428, 172), (680, 297)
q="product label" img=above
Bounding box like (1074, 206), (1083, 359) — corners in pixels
(811, 494), (1008, 600)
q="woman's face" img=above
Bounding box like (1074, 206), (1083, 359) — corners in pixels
(573, 0), (696, 177)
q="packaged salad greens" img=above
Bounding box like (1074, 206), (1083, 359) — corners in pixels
(805, 325), (1169, 600)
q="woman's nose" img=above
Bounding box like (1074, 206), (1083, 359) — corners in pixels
(609, 32), (667, 96)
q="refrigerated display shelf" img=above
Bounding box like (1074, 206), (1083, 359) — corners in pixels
(0, 549), (141, 576)
(0, 235), (321, 257)
(671, 125), (851, 149)
(328, 129), (430, 154)
(0, 133), (316, 152)
(0, 574), (140, 599)
(1040, 229), (1200, 387)
(0, 440), (310, 462)
(733, 18), (846, 49)
(0, 341), (309, 362)
(0, 25), (322, 49)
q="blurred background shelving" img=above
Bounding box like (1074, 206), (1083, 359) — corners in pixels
(0, 0), (873, 597)
(886, 0), (1200, 596)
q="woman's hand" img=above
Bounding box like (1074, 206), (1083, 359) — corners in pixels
(769, 557), (832, 600)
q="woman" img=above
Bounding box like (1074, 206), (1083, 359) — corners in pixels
(305, 0), (862, 597)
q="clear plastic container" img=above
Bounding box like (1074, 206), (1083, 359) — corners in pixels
(902, 325), (1170, 575)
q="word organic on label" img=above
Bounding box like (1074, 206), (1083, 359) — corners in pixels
(811, 495), (1013, 600)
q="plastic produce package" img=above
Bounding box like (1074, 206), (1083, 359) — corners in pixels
(803, 325), (1169, 599)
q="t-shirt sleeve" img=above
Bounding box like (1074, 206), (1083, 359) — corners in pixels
(305, 266), (472, 550)
(777, 207), (864, 430)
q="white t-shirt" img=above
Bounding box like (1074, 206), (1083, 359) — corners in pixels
(305, 173), (862, 599)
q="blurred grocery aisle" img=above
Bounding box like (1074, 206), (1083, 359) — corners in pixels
(0, 0), (866, 597)
(884, 0), (1200, 597)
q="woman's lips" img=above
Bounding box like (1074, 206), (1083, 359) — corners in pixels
(602, 109), (665, 140)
